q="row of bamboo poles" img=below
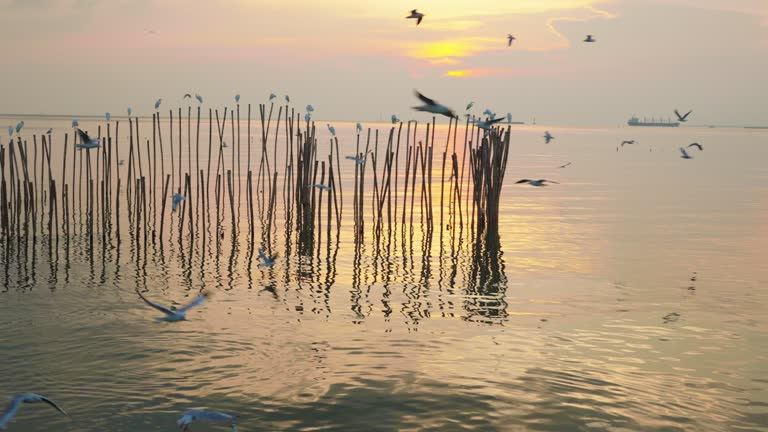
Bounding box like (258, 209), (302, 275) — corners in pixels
(0, 105), (511, 257)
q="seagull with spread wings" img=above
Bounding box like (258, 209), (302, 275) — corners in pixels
(0, 393), (68, 429)
(136, 290), (210, 322)
(406, 9), (424, 26)
(412, 90), (456, 119)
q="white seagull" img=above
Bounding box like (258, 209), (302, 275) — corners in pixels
(311, 184), (331, 191)
(235, 94), (240, 103)
(584, 35), (596, 43)
(675, 109), (693, 122)
(172, 192), (186, 212)
(304, 113), (312, 122)
(137, 290), (209, 322)
(105, 112), (111, 122)
(543, 131), (555, 144)
(177, 409), (237, 432)
(127, 107), (132, 116)
(466, 101), (474, 111)
(679, 147), (693, 159)
(507, 34), (516, 46)
(74, 129), (100, 150)
(327, 124), (336, 137)
(476, 117), (504, 131)
(195, 94), (203, 104)
(258, 248), (278, 267)
(345, 155), (365, 165)
(0, 393), (68, 429)
(269, 93), (276, 101)
(516, 179), (560, 187)
(391, 114), (399, 124)
(506, 112), (512, 123)
(412, 90), (456, 119)
(71, 119), (79, 127)
(356, 122), (363, 133)
(15, 121), (24, 133)
(155, 98), (163, 110)
(406, 9), (424, 26)
(306, 104), (314, 113)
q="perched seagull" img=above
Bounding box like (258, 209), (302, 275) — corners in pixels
(558, 162), (572, 168)
(506, 113), (512, 123)
(155, 98), (163, 110)
(127, 107), (132, 116)
(46, 128), (52, 134)
(235, 94), (240, 103)
(74, 129), (100, 149)
(327, 124), (336, 137)
(306, 104), (314, 113)
(15, 121), (24, 133)
(391, 114), (399, 124)
(312, 184), (331, 191)
(71, 119), (79, 128)
(195, 94), (203, 104)
(345, 155), (365, 165)
(476, 117), (504, 131)
(118, 160), (125, 166)
(679, 147), (693, 159)
(0, 393), (68, 429)
(105, 112), (111, 122)
(507, 34), (516, 46)
(269, 93), (276, 101)
(621, 140), (636, 146)
(516, 179), (560, 187)
(258, 248), (278, 267)
(137, 290), (209, 322)
(172, 192), (186, 212)
(465, 101), (474, 111)
(183, 93), (192, 99)
(176, 409), (237, 432)
(674, 109), (692, 122)
(304, 113), (312, 123)
(687, 142), (703, 151)
(406, 9), (424, 26)
(543, 131), (555, 144)
(584, 35), (596, 43)
(7, 126), (12, 136)
(412, 90), (456, 119)
(356, 122), (363, 133)
(285, 95), (290, 103)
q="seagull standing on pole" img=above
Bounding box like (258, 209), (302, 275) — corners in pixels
(7, 126), (12, 137)
(127, 107), (132, 116)
(105, 112), (111, 122)
(406, 9), (424, 26)
(0, 393), (68, 429)
(155, 98), (163, 110)
(391, 114), (400, 124)
(269, 93), (276, 101)
(195, 94), (203, 104)
(356, 122), (363, 133)
(412, 90), (456, 119)
(327, 124), (336, 137)
(235, 94), (240, 103)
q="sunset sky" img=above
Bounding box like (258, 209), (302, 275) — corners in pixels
(0, 0), (766, 125)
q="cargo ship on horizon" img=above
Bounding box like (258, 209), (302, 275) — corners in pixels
(627, 116), (679, 127)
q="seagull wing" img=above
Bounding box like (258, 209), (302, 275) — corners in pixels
(542, 179), (560, 184)
(0, 395), (25, 427)
(683, 110), (692, 119)
(184, 94), (192, 99)
(516, 179), (531, 184)
(679, 147), (689, 157)
(674, 109), (683, 120)
(417, 15), (423, 25)
(177, 293), (208, 314)
(38, 396), (68, 416)
(258, 248), (268, 261)
(136, 291), (175, 316)
(414, 90), (436, 106)
(76, 128), (93, 144)
(688, 143), (703, 150)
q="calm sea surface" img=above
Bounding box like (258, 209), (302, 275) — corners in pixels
(1, 114), (767, 431)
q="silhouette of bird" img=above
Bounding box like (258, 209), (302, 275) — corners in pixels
(118, 160), (125, 166)
(507, 34), (516, 46)
(172, 192), (185, 212)
(176, 409), (236, 432)
(679, 147), (693, 159)
(543, 131), (555, 144)
(412, 90), (456, 118)
(406, 9), (424, 26)
(0, 393), (68, 429)
(183, 93), (192, 99)
(584, 35), (596, 43)
(516, 179), (560, 187)
(687, 142), (703, 151)
(558, 162), (572, 169)
(74, 129), (100, 149)
(621, 140), (636, 146)
(137, 290), (209, 322)
(675, 109), (692, 122)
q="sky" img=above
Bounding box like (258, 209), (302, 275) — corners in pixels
(0, 0), (766, 125)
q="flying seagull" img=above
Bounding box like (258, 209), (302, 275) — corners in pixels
(476, 117), (504, 131)
(269, 93), (276, 101)
(172, 192), (185, 212)
(345, 155), (365, 165)
(674, 109), (692, 122)
(183, 93), (192, 99)
(312, 184), (331, 191)
(195, 94), (203, 104)
(177, 409), (237, 432)
(74, 129), (100, 150)
(406, 9), (424, 26)
(235, 94), (240, 103)
(327, 124), (336, 137)
(584, 35), (596, 43)
(15, 121), (24, 133)
(155, 98), (163, 110)
(516, 179), (560, 187)
(558, 162), (572, 169)
(679, 147), (693, 159)
(621, 140), (637, 146)
(391, 114), (399, 124)
(507, 34), (516, 46)
(356, 122), (363, 133)
(0, 393), (68, 429)
(687, 142), (703, 151)
(543, 131), (555, 144)
(412, 90), (456, 119)
(306, 104), (314, 113)
(105, 112), (111, 122)
(258, 248), (278, 267)
(137, 290), (209, 322)
(466, 101), (474, 111)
